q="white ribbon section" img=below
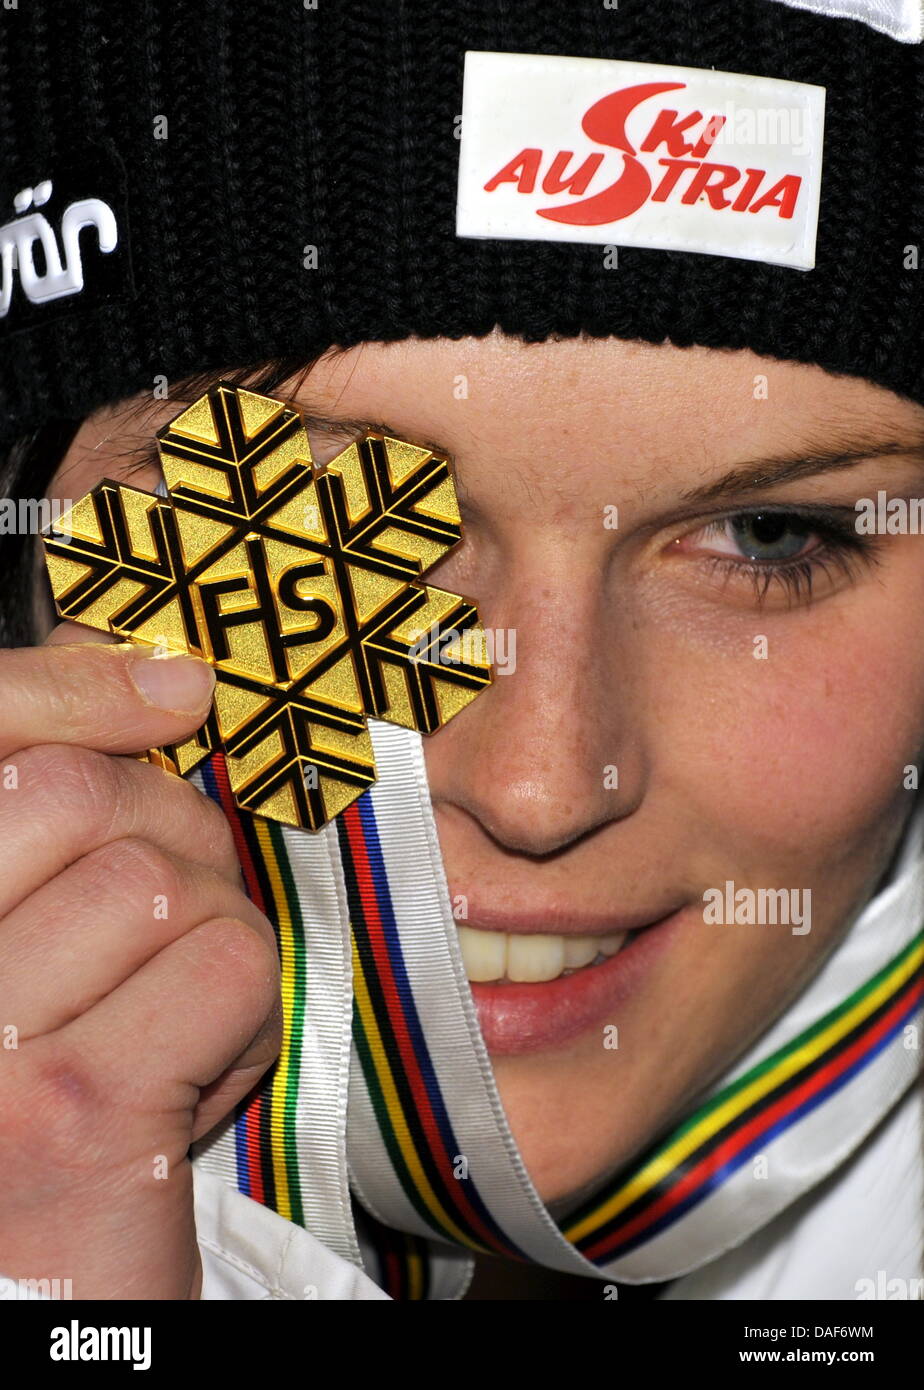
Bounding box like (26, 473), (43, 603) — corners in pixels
(346, 720), (605, 1277)
(767, 0), (924, 41)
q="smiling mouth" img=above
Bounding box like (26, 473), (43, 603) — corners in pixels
(458, 925), (628, 983)
(457, 907), (686, 1054)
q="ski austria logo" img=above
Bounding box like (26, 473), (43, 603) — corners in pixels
(455, 52), (826, 271)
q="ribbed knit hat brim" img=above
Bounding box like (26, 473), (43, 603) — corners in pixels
(1, 0), (922, 449)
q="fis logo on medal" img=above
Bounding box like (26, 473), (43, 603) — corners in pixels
(41, 383), (492, 830)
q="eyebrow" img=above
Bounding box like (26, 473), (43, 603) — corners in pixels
(297, 410), (453, 462)
(119, 408), (924, 516)
(679, 436), (924, 506)
(113, 409), (458, 488)
(302, 414), (924, 504)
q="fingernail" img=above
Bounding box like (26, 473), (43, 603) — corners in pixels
(127, 651), (217, 713)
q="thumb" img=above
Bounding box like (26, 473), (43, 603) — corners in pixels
(0, 624), (216, 760)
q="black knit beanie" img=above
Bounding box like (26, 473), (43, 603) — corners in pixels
(1, 0), (923, 448)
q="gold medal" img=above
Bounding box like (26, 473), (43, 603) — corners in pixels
(42, 382), (492, 829)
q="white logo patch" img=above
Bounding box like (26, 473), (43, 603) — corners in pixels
(456, 52), (826, 271)
(0, 180), (119, 318)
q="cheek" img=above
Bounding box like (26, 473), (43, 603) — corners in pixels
(644, 592), (924, 873)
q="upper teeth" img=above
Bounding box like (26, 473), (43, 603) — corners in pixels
(457, 926), (628, 983)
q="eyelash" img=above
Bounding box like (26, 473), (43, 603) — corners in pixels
(686, 507), (882, 606)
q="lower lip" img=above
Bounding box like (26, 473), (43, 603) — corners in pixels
(468, 909), (685, 1056)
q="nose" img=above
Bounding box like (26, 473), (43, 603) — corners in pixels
(435, 563), (647, 857)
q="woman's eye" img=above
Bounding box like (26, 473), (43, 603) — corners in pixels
(672, 508), (881, 607)
(692, 512), (819, 563)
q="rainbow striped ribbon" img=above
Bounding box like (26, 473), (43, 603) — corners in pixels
(194, 746), (924, 1298)
(198, 754), (309, 1222)
(563, 931), (923, 1264)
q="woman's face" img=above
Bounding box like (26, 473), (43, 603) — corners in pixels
(40, 330), (924, 1207)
